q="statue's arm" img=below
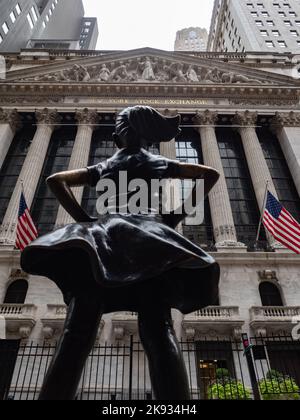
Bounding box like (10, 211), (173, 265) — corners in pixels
(47, 168), (96, 223)
(163, 162), (220, 227)
(171, 162), (220, 198)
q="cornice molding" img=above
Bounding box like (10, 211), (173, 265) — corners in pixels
(0, 82), (298, 104)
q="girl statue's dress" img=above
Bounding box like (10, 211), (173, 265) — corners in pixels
(20, 106), (220, 401)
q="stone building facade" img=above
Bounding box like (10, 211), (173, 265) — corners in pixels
(0, 48), (300, 399)
(208, 0), (300, 53)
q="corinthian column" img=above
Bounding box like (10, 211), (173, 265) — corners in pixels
(0, 109), (61, 245)
(194, 110), (243, 249)
(270, 112), (300, 198)
(55, 109), (99, 226)
(0, 109), (22, 170)
(233, 111), (278, 247)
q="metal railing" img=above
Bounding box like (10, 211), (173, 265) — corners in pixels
(1, 335), (300, 401)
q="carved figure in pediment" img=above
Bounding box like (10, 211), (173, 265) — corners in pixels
(186, 65), (199, 83)
(97, 64), (111, 82)
(71, 64), (91, 82)
(221, 71), (262, 84)
(140, 57), (156, 81)
(164, 63), (187, 83)
(204, 67), (222, 83)
(109, 64), (130, 82)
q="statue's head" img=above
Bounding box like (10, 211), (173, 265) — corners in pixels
(113, 106), (181, 149)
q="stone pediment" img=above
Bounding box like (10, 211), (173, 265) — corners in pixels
(5, 48), (297, 86)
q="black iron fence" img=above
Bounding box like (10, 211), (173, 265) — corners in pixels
(1, 335), (299, 400)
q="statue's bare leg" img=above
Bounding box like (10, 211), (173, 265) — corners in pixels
(138, 304), (191, 400)
(39, 291), (104, 400)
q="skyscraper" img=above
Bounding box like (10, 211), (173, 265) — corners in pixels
(174, 27), (208, 52)
(0, 0), (98, 52)
(208, 0), (300, 53)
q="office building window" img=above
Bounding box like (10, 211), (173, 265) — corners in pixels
(31, 7), (38, 22)
(272, 30), (280, 36)
(27, 13), (34, 29)
(266, 40), (275, 47)
(278, 40), (287, 47)
(2, 22), (9, 34)
(9, 12), (16, 23)
(15, 3), (21, 15)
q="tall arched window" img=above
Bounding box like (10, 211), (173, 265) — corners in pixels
(259, 282), (283, 307)
(4, 280), (28, 304)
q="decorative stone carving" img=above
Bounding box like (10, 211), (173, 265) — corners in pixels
(258, 270), (277, 281)
(9, 268), (29, 281)
(230, 99), (298, 106)
(35, 108), (62, 128)
(42, 326), (55, 339)
(75, 108), (99, 126)
(114, 326), (125, 340)
(270, 111), (300, 132)
(0, 108), (22, 132)
(97, 64), (110, 82)
(254, 328), (267, 337)
(232, 327), (243, 340)
(222, 72), (263, 84)
(194, 109), (218, 126)
(19, 326), (32, 339)
(233, 110), (258, 127)
(20, 56), (269, 85)
(0, 97), (62, 105)
(185, 328), (196, 340)
(140, 57), (156, 81)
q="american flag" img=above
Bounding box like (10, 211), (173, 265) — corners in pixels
(263, 191), (300, 254)
(15, 192), (38, 251)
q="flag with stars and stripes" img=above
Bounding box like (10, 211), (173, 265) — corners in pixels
(263, 191), (300, 254)
(15, 192), (38, 251)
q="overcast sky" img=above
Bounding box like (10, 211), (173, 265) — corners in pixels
(82, 0), (214, 51)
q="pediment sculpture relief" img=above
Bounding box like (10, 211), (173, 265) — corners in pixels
(20, 56), (268, 85)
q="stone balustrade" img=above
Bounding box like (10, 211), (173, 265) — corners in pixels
(0, 304), (37, 338)
(250, 306), (300, 336)
(182, 306), (244, 339)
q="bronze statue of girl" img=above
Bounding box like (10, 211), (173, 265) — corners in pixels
(21, 106), (220, 400)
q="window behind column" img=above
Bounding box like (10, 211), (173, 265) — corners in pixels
(0, 119), (35, 225)
(216, 126), (262, 246)
(257, 125), (300, 223)
(31, 117), (76, 235)
(82, 121), (116, 217)
(176, 126), (214, 250)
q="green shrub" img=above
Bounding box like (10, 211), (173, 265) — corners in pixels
(259, 370), (300, 400)
(208, 380), (251, 400)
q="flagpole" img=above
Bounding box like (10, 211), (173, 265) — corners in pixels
(255, 180), (269, 245)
